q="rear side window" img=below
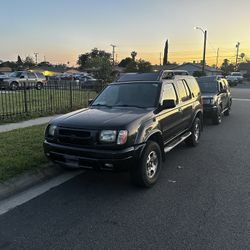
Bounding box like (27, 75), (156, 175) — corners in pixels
(161, 84), (177, 104)
(175, 80), (191, 103)
(186, 78), (200, 97)
(27, 72), (36, 78)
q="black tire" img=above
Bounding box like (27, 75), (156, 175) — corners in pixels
(224, 107), (230, 116)
(130, 141), (162, 187)
(212, 107), (222, 125)
(185, 117), (201, 147)
(36, 82), (43, 90)
(10, 82), (18, 91)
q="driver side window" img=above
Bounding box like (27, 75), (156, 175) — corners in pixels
(161, 84), (177, 105)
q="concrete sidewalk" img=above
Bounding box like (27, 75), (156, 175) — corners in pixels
(0, 115), (60, 133)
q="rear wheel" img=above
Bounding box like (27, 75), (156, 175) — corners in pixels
(212, 107), (222, 125)
(130, 141), (162, 187)
(185, 117), (201, 147)
(36, 82), (43, 90)
(10, 82), (18, 91)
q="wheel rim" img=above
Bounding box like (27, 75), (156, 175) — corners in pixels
(218, 111), (222, 123)
(194, 122), (200, 142)
(146, 151), (158, 179)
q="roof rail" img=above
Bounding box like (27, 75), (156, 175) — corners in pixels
(116, 70), (185, 82)
(116, 70), (166, 82)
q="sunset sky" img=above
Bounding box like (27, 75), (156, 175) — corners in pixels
(1, 0), (250, 67)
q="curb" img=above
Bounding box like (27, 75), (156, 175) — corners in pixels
(0, 164), (64, 201)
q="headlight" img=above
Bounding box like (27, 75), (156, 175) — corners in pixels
(48, 125), (57, 136)
(100, 130), (117, 143)
(210, 97), (216, 105)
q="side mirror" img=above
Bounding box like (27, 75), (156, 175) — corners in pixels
(162, 99), (176, 109)
(88, 99), (93, 105)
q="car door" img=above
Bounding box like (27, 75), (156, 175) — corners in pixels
(157, 82), (183, 143)
(174, 79), (193, 131)
(27, 72), (36, 88)
(218, 80), (227, 110)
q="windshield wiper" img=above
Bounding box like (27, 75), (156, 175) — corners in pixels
(91, 103), (112, 108)
(113, 104), (146, 109)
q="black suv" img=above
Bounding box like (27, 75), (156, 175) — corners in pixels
(44, 71), (203, 187)
(197, 76), (232, 125)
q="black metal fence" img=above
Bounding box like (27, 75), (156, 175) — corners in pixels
(0, 80), (103, 121)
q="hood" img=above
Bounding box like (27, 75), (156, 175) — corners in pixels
(52, 107), (152, 129)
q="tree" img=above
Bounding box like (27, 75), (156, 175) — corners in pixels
(131, 51), (137, 61)
(77, 53), (89, 69)
(137, 59), (152, 73)
(221, 59), (235, 75)
(163, 39), (169, 65)
(23, 56), (35, 68)
(118, 57), (133, 67)
(77, 48), (111, 70)
(125, 61), (138, 72)
(240, 53), (245, 62)
(17, 55), (23, 65)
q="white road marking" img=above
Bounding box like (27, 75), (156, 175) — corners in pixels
(0, 170), (84, 216)
(233, 98), (250, 102)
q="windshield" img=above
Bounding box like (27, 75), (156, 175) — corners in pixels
(9, 72), (22, 78)
(197, 80), (218, 93)
(92, 82), (160, 108)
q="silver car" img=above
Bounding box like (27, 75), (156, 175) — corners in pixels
(0, 71), (47, 90)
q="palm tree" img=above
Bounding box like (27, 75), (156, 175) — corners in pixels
(131, 51), (137, 61)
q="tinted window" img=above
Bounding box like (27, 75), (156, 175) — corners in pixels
(35, 72), (45, 78)
(197, 79), (218, 93)
(92, 82), (160, 108)
(186, 78), (200, 97)
(161, 84), (177, 104)
(27, 72), (36, 78)
(175, 80), (190, 102)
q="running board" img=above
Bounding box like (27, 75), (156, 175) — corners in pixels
(164, 132), (192, 153)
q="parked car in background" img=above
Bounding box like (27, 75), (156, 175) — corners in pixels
(197, 76), (232, 125)
(226, 72), (244, 86)
(44, 71), (203, 187)
(79, 75), (99, 89)
(0, 71), (47, 90)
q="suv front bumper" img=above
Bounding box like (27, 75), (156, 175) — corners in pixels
(203, 105), (218, 117)
(44, 140), (145, 171)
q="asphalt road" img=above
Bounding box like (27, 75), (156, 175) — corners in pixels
(0, 87), (250, 250)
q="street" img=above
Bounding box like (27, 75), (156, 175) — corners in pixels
(0, 87), (250, 250)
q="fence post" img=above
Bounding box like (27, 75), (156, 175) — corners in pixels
(23, 82), (28, 114)
(69, 80), (73, 110)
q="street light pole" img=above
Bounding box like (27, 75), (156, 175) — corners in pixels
(195, 27), (207, 74)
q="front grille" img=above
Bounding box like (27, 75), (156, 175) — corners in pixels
(56, 127), (96, 147)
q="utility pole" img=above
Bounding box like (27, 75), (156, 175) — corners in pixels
(202, 30), (207, 73)
(110, 44), (117, 66)
(160, 53), (162, 66)
(216, 48), (219, 68)
(235, 42), (240, 70)
(195, 27), (207, 74)
(34, 52), (39, 64)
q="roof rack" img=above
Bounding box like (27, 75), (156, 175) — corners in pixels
(116, 70), (182, 82)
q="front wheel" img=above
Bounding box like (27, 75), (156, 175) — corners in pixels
(212, 107), (222, 125)
(185, 117), (201, 147)
(130, 141), (162, 187)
